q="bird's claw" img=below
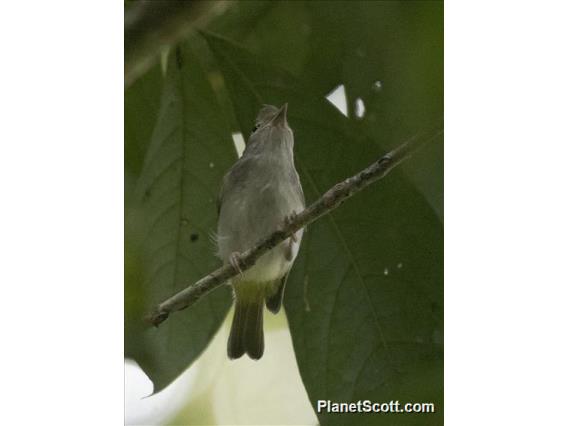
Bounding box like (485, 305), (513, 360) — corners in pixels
(283, 211), (299, 242)
(229, 252), (243, 276)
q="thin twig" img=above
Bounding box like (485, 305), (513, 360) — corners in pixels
(147, 127), (443, 326)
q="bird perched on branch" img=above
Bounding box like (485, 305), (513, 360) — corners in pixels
(216, 103), (305, 360)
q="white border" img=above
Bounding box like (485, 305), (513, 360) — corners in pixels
(0, 1), (123, 424)
(1, 1), (567, 424)
(445, 1), (568, 424)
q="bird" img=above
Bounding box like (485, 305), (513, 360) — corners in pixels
(216, 103), (305, 360)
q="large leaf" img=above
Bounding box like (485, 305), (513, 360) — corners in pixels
(301, 1), (444, 217)
(125, 42), (235, 392)
(125, 63), (163, 366)
(205, 32), (443, 425)
(208, 1), (443, 217)
(124, 63), (163, 204)
(125, 64), (163, 179)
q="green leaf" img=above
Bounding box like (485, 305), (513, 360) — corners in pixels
(125, 63), (163, 366)
(301, 1), (444, 217)
(208, 1), (444, 218)
(204, 32), (443, 425)
(239, 1), (310, 76)
(207, 1), (277, 41)
(124, 63), (163, 203)
(125, 42), (235, 393)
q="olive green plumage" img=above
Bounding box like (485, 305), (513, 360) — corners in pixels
(217, 104), (304, 360)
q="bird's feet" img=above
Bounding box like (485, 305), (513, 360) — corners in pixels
(229, 252), (243, 276)
(283, 211), (299, 242)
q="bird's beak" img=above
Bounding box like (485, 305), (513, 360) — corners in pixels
(271, 103), (288, 127)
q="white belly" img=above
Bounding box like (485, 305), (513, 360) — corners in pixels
(237, 228), (303, 283)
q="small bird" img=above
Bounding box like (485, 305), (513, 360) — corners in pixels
(216, 104), (305, 360)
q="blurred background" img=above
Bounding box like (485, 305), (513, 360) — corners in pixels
(125, 1), (443, 425)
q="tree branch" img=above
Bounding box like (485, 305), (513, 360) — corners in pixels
(147, 127), (443, 327)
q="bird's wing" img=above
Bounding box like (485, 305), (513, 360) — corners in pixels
(217, 156), (254, 216)
(293, 168), (305, 207)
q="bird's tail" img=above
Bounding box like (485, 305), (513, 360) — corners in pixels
(228, 290), (264, 360)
